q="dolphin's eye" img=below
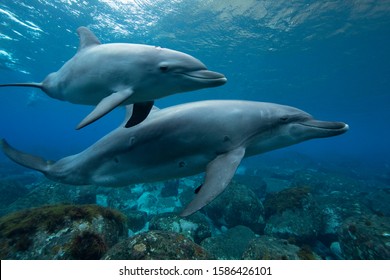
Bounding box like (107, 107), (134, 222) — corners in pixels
(280, 116), (289, 121)
(159, 65), (169, 72)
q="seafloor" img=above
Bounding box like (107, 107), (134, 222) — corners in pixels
(0, 154), (389, 260)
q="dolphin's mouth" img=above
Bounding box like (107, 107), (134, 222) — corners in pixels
(299, 120), (349, 132)
(180, 70), (227, 85)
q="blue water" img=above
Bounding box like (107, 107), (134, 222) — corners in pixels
(0, 0), (389, 175)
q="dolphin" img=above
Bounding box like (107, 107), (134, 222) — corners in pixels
(0, 27), (227, 129)
(0, 100), (348, 216)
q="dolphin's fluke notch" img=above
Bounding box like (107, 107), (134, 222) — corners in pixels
(0, 83), (43, 89)
(180, 147), (246, 217)
(0, 139), (51, 173)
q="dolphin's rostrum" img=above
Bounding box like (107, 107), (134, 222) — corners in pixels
(0, 100), (348, 216)
(0, 27), (227, 129)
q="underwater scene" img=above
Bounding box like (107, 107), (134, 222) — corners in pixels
(0, 0), (389, 260)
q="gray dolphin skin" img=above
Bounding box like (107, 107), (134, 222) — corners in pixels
(0, 100), (348, 216)
(0, 27), (227, 129)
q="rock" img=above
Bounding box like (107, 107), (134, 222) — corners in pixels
(137, 192), (159, 213)
(0, 167), (41, 186)
(104, 186), (139, 211)
(264, 186), (312, 218)
(123, 210), (148, 232)
(330, 242), (343, 259)
(161, 179), (180, 197)
(311, 240), (334, 259)
(158, 196), (182, 214)
(363, 188), (390, 216)
(0, 204), (127, 259)
(262, 178), (291, 193)
(0, 179), (29, 209)
(263, 187), (322, 243)
(203, 182), (265, 234)
(103, 230), (212, 260)
(149, 212), (211, 244)
(316, 192), (373, 246)
(200, 226), (255, 259)
(96, 194), (109, 207)
(291, 169), (366, 195)
(233, 175), (267, 199)
(1, 180), (97, 216)
(338, 215), (390, 259)
(104, 182), (179, 215)
(269, 168), (295, 180)
(264, 209), (321, 244)
(242, 236), (320, 260)
(136, 191), (181, 215)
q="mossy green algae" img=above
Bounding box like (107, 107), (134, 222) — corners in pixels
(0, 204), (126, 257)
(264, 186), (311, 218)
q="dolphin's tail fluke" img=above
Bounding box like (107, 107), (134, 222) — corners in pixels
(0, 82), (43, 89)
(1, 139), (51, 174)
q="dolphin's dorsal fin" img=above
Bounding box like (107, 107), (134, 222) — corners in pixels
(125, 101), (155, 128)
(77, 26), (101, 52)
(122, 104), (160, 127)
(180, 146), (246, 216)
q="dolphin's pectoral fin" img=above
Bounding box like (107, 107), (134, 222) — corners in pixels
(125, 101), (154, 128)
(76, 88), (134, 130)
(77, 26), (101, 52)
(0, 139), (51, 174)
(180, 147), (246, 217)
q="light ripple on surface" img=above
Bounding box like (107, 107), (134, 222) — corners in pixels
(0, 49), (30, 74)
(0, 7), (43, 32)
(0, 33), (13, 40)
(0, 0), (389, 75)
